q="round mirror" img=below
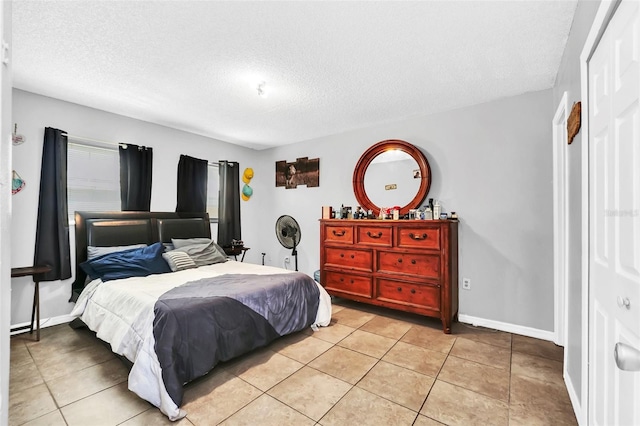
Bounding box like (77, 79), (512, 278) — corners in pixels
(352, 140), (431, 216)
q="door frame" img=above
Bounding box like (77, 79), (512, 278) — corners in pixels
(0, 2), (11, 425)
(580, 1), (621, 424)
(552, 91), (569, 348)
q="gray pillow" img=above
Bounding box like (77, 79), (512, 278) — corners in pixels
(162, 251), (197, 272)
(172, 238), (213, 248)
(172, 240), (227, 267)
(87, 244), (148, 260)
(171, 238), (227, 257)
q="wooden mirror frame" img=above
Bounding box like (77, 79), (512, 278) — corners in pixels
(352, 139), (431, 216)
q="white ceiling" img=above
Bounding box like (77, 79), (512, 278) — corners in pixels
(12, 1), (578, 150)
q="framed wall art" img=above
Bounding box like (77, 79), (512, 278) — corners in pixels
(275, 157), (319, 189)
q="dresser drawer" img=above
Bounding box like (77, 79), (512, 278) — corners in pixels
(357, 226), (393, 247)
(324, 247), (372, 271)
(324, 271), (372, 298)
(397, 227), (440, 250)
(377, 251), (440, 279)
(376, 279), (440, 311)
(324, 225), (354, 244)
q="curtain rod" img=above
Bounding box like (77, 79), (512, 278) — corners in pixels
(62, 133), (128, 148)
(64, 132), (224, 166)
(208, 161), (238, 167)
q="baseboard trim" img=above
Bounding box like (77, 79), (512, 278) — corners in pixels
(564, 370), (584, 425)
(458, 314), (556, 342)
(10, 314), (76, 336)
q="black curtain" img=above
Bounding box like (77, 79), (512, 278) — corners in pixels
(33, 127), (72, 281)
(175, 155), (208, 212)
(119, 144), (153, 211)
(217, 160), (241, 247)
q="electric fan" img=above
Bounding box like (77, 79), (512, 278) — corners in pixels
(275, 215), (301, 271)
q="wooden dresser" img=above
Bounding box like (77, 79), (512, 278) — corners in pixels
(320, 219), (458, 333)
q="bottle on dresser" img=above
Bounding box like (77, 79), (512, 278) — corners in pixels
(424, 206), (433, 220)
(433, 200), (441, 219)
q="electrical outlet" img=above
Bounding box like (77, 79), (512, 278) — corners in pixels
(462, 278), (471, 290)
(284, 256), (290, 263)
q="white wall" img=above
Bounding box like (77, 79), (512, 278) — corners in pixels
(1, 2), (13, 424)
(255, 89), (555, 332)
(11, 87), (557, 336)
(552, 0), (601, 410)
(10, 89), (260, 325)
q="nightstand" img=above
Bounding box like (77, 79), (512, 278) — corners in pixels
(223, 246), (250, 262)
(11, 265), (52, 341)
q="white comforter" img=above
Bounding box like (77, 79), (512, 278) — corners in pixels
(70, 262), (332, 420)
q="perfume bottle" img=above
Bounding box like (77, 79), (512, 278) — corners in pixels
(433, 201), (441, 220)
(424, 206), (433, 220)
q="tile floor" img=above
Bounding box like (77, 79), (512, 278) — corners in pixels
(9, 299), (578, 425)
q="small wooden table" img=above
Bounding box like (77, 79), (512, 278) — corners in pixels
(223, 246), (250, 262)
(11, 265), (52, 341)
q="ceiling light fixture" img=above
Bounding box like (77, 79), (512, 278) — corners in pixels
(257, 81), (268, 98)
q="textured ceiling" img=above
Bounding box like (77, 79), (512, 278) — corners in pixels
(12, 1), (578, 149)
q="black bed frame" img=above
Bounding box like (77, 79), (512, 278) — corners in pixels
(71, 211), (211, 302)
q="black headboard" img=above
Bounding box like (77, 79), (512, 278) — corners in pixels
(72, 211), (211, 301)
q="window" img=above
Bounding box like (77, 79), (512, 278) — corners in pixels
(206, 164), (219, 220)
(67, 142), (120, 221)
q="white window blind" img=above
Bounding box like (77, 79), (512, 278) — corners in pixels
(67, 143), (120, 221)
(207, 164), (219, 220)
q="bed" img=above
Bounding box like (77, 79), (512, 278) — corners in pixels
(69, 211), (332, 421)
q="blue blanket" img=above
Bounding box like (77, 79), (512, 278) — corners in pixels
(153, 272), (320, 406)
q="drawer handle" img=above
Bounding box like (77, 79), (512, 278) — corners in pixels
(411, 289), (416, 294)
(397, 258), (403, 263)
(350, 279), (354, 284)
(350, 254), (355, 259)
(332, 230), (346, 237)
(340, 253), (344, 258)
(409, 233), (428, 240)
(367, 231), (383, 239)
(397, 287), (402, 292)
(411, 259), (416, 265)
(340, 278), (344, 282)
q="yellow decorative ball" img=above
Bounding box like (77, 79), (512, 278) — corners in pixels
(243, 168), (254, 180)
(241, 193), (250, 201)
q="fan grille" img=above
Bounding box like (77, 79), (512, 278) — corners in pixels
(275, 215), (301, 249)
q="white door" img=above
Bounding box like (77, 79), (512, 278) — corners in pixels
(588, 1), (640, 425)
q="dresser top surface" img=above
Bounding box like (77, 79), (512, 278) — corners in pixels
(319, 219), (458, 224)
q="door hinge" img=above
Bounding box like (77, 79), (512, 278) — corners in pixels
(2, 39), (9, 65)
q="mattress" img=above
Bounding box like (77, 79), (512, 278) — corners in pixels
(71, 261), (332, 420)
